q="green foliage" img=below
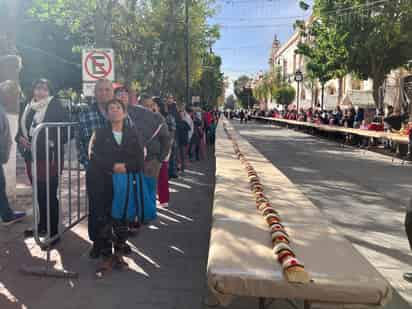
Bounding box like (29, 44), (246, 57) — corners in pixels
(24, 0), (223, 101)
(296, 20), (348, 85)
(234, 75), (256, 109)
(299, 1), (310, 11)
(302, 0), (412, 107)
(192, 52), (224, 110)
(274, 86), (296, 106)
(253, 70), (280, 103)
(225, 94), (236, 110)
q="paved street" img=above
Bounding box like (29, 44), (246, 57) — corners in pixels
(233, 120), (412, 308)
(1, 152), (215, 309)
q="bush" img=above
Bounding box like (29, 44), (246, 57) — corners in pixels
(274, 86), (296, 106)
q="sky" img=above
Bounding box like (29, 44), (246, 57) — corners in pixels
(208, 0), (313, 96)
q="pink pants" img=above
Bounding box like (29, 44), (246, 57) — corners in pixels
(157, 161), (170, 204)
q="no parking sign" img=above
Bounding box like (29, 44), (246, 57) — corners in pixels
(82, 49), (115, 96)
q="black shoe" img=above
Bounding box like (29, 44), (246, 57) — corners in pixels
(404, 272), (412, 283)
(24, 229), (47, 238)
(89, 244), (101, 259)
(115, 243), (132, 255)
(169, 174), (178, 179)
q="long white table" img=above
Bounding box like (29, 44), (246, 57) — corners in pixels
(207, 120), (392, 308)
(253, 116), (409, 145)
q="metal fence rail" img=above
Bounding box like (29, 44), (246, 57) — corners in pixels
(21, 122), (87, 278)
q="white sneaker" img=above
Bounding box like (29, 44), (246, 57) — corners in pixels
(159, 203), (169, 208)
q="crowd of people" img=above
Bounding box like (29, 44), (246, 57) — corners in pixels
(0, 77), (220, 275)
(258, 104), (409, 132)
(254, 104), (411, 152)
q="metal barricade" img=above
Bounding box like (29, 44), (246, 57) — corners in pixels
(21, 122), (87, 278)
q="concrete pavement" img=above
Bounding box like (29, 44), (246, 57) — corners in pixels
(1, 152), (215, 309)
(233, 120), (412, 308)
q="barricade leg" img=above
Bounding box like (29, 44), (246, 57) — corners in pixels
(20, 123), (83, 279)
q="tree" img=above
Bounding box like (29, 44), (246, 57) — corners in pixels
(28, 0), (116, 47)
(26, 0), (222, 100)
(234, 75), (256, 109)
(304, 0), (412, 108)
(192, 52), (224, 110)
(274, 86), (296, 107)
(253, 69), (282, 110)
(225, 94), (236, 110)
(296, 19), (348, 109)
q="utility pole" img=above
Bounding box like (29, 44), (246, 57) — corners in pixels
(185, 0), (190, 106)
(95, 1), (113, 48)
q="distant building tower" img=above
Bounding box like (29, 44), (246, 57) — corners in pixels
(269, 34), (281, 68)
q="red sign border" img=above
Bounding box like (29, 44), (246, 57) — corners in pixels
(84, 50), (113, 80)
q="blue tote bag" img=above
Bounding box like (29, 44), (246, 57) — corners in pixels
(112, 173), (139, 221)
(112, 173), (157, 223)
(138, 174), (157, 223)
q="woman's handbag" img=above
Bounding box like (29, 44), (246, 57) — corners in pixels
(139, 173), (157, 223)
(112, 173), (139, 222)
(112, 172), (157, 223)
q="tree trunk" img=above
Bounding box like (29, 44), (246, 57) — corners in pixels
(321, 84), (325, 110)
(372, 76), (384, 110)
(95, 0), (113, 48)
(338, 77), (343, 105)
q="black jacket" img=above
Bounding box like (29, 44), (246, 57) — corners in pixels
(384, 114), (407, 131)
(176, 120), (191, 146)
(127, 105), (170, 162)
(88, 126), (145, 175)
(15, 97), (70, 162)
(87, 126), (145, 218)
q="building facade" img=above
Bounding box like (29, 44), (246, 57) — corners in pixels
(264, 15), (389, 112)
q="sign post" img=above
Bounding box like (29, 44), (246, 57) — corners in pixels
(82, 49), (115, 96)
(294, 70), (304, 112)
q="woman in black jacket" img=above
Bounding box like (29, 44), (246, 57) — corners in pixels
(16, 79), (69, 241)
(88, 99), (144, 274)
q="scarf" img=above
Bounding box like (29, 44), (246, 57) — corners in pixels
(21, 96), (53, 139)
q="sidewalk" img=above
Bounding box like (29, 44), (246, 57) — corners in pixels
(0, 152), (215, 309)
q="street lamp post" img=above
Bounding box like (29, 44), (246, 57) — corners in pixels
(185, 0), (190, 106)
(294, 70), (303, 111)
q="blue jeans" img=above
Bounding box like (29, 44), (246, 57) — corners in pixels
(0, 165), (13, 221)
